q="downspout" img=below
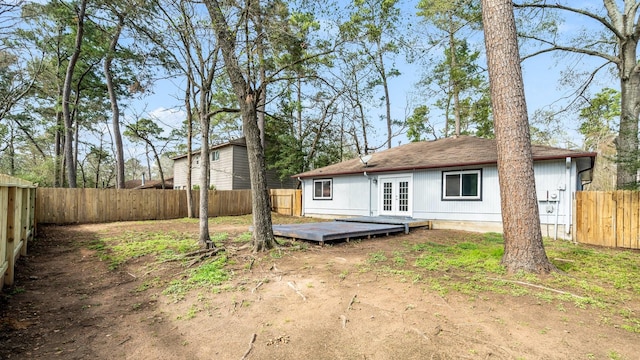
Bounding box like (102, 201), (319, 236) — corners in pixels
(554, 192), (560, 240)
(564, 157), (571, 236)
(298, 177), (304, 216)
(364, 172), (372, 216)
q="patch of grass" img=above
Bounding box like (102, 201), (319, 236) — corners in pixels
(233, 232), (253, 243)
(187, 256), (230, 286)
(392, 251), (407, 266)
(177, 304), (200, 320)
(7, 287), (26, 296)
(208, 215), (253, 226)
(93, 231), (199, 270)
(413, 237), (505, 274)
(163, 255), (230, 301)
(368, 251), (387, 264)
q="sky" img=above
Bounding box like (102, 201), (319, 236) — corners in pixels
(127, 0), (616, 155)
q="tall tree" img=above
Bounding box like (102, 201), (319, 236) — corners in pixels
(417, 0), (491, 138)
(103, 11), (125, 189)
(481, 0), (555, 273)
(515, 0), (640, 189)
(62, 0), (88, 188)
(579, 88), (620, 152)
(578, 88), (620, 190)
(341, 0), (402, 149)
(204, 0), (276, 251)
(151, 0), (230, 246)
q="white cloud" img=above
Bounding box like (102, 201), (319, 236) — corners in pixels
(149, 107), (185, 127)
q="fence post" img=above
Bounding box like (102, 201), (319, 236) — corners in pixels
(5, 187), (16, 286)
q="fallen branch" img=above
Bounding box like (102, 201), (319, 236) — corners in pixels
(240, 333), (257, 360)
(287, 281), (307, 301)
(119, 336), (131, 345)
(252, 281), (263, 294)
(347, 294), (357, 311)
(488, 277), (585, 299)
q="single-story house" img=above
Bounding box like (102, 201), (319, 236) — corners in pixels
(109, 177), (174, 189)
(293, 136), (597, 240)
(172, 137), (297, 190)
(135, 177), (174, 189)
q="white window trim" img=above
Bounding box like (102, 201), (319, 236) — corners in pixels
(442, 169), (482, 200)
(313, 178), (333, 200)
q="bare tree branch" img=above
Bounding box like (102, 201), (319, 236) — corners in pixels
(514, 2), (624, 40)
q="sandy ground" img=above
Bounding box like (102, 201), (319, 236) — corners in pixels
(1, 219), (639, 359)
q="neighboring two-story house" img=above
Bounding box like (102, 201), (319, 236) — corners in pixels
(172, 138), (296, 190)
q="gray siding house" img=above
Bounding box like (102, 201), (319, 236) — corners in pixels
(293, 136), (596, 239)
(172, 138), (296, 190)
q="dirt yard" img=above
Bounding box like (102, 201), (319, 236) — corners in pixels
(1, 218), (638, 359)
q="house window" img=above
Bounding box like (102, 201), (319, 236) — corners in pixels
(313, 179), (332, 200)
(442, 169), (482, 200)
(211, 150), (220, 161)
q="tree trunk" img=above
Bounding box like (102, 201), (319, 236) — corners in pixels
(185, 79), (195, 218)
(62, 0), (87, 188)
(204, 0), (276, 251)
(198, 90), (212, 247)
(449, 16), (461, 137)
(242, 97), (275, 251)
(105, 15), (126, 189)
(377, 48), (392, 149)
(481, 0), (555, 274)
(54, 110), (62, 187)
(617, 36), (640, 188)
(145, 143), (152, 180)
(354, 78), (369, 154)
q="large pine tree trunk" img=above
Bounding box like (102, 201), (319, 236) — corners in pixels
(481, 0), (555, 274)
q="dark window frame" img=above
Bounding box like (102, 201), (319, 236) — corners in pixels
(313, 178), (333, 200)
(441, 169), (482, 201)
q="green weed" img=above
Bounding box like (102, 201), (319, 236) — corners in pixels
(368, 251), (387, 263)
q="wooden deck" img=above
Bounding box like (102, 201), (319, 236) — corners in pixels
(272, 216), (432, 245)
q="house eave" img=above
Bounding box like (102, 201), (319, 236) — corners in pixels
(293, 153), (597, 179)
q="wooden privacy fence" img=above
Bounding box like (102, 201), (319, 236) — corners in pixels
(36, 188), (301, 224)
(0, 174), (37, 289)
(270, 189), (302, 216)
(575, 191), (640, 249)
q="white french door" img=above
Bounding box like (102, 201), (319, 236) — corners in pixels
(379, 175), (412, 216)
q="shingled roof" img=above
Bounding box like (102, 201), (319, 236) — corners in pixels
(294, 136), (596, 179)
(171, 137), (246, 160)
